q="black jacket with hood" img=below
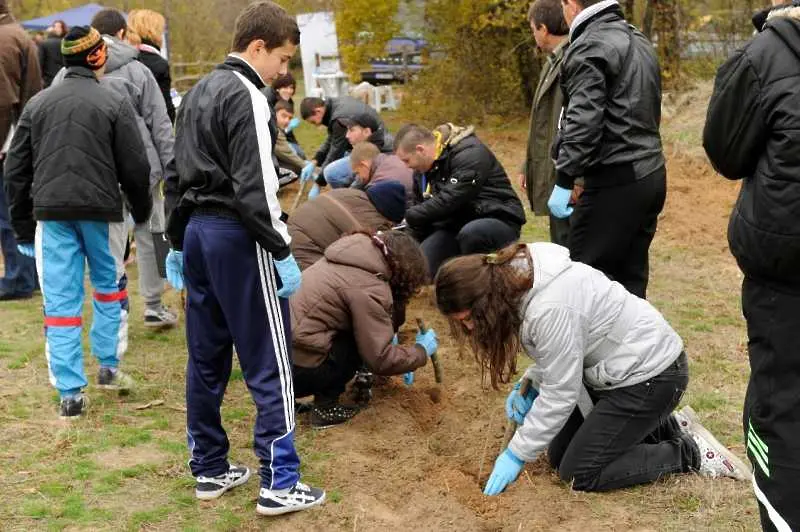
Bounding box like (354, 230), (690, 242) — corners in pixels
(704, 3), (800, 291)
(406, 124), (526, 232)
(4, 67), (152, 243)
(168, 56), (290, 258)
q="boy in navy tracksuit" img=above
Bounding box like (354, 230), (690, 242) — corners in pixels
(4, 26), (152, 418)
(164, 1), (325, 516)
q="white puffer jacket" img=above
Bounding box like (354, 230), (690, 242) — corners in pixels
(508, 243), (683, 462)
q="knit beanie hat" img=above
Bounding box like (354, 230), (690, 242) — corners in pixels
(367, 182), (407, 223)
(62, 26), (107, 70)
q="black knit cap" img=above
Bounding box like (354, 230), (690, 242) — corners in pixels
(61, 26), (106, 70)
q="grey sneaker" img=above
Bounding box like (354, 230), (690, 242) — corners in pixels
(256, 481), (326, 516)
(97, 367), (135, 395)
(143, 305), (178, 328)
(196, 465), (251, 500)
(59, 394), (88, 420)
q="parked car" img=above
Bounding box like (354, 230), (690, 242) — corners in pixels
(360, 37), (427, 85)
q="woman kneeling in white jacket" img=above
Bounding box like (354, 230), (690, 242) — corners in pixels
(434, 242), (750, 495)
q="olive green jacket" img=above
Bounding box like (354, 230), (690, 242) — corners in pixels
(524, 40), (567, 215)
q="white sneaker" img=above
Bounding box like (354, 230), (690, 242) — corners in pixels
(673, 405), (699, 434)
(195, 464), (251, 500)
(691, 420), (751, 481)
(256, 481), (326, 516)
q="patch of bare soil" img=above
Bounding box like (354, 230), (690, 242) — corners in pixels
(94, 444), (170, 470)
(274, 115), (755, 531)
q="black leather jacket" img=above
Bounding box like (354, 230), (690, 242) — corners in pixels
(555, 3), (664, 188)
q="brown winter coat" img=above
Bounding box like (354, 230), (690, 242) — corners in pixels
(0, 14), (42, 150)
(288, 188), (394, 270)
(290, 233), (428, 373)
(366, 153), (414, 201)
(524, 40), (567, 215)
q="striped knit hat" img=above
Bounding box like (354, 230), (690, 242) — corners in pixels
(61, 26), (107, 70)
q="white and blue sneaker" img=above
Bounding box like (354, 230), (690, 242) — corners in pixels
(195, 464), (251, 500)
(256, 481), (326, 516)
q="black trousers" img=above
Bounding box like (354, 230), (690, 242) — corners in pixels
(549, 214), (571, 248)
(569, 167), (666, 299)
(548, 352), (698, 492)
(418, 218), (521, 278)
(293, 334), (362, 404)
(742, 278), (800, 531)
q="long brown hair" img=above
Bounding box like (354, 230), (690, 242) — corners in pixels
(434, 243), (533, 389)
(374, 230), (428, 304)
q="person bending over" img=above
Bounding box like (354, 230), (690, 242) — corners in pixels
(394, 123), (526, 278)
(299, 95), (391, 192)
(288, 181), (406, 270)
(434, 242), (750, 496)
(291, 231), (436, 428)
(350, 142), (414, 200)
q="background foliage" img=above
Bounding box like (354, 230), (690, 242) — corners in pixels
(11, 0), (765, 122)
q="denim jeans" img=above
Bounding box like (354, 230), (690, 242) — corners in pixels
(0, 162), (37, 296)
(548, 352), (698, 492)
(322, 156), (353, 188)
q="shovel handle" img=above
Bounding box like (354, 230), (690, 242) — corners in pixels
(291, 178), (309, 213)
(501, 377), (532, 450)
(416, 318), (443, 384)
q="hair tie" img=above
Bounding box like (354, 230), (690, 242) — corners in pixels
(372, 235), (390, 258)
(485, 253), (499, 264)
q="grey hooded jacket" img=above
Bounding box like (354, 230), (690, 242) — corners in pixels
(53, 36), (176, 190)
(507, 243), (683, 462)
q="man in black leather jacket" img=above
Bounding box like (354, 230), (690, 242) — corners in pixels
(394, 123), (526, 278)
(704, 2), (800, 529)
(551, 0), (665, 299)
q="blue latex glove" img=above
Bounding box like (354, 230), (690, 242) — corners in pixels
(274, 254), (302, 298)
(484, 449), (525, 496)
(17, 243), (34, 257)
(300, 162), (315, 182)
(505, 381), (539, 424)
(166, 250), (184, 290)
(286, 117), (301, 133)
(308, 183), (321, 199)
(547, 185), (574, 219)
(404, 372), (414, 386)
(415, 328), (438, 357)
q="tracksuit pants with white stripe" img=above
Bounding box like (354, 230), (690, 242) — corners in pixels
(742, 278), (800, 531)
(35, 221), (128, 398)
(184, 214), (300, 490)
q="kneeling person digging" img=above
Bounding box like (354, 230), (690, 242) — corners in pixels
(291, 231), (437, 428)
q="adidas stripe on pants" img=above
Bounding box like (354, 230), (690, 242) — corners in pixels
(741, 278), (800, 531)
(184, 214), (300, 490)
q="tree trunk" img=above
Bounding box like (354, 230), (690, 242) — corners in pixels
(642, 0), (657, 39)
(623, 0), (635, 22)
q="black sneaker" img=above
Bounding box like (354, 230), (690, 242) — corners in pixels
(310, 403), (361, 429)
(143, 305), (178, 328)
(59, 394), (87, 420)
(195, 464), (251, 500)
(97, 367), (135, 394)
(256, 481), (326, 516)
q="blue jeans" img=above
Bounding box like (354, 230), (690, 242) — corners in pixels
(322, 156), (353, 188)
(0, 163), (37, 296)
